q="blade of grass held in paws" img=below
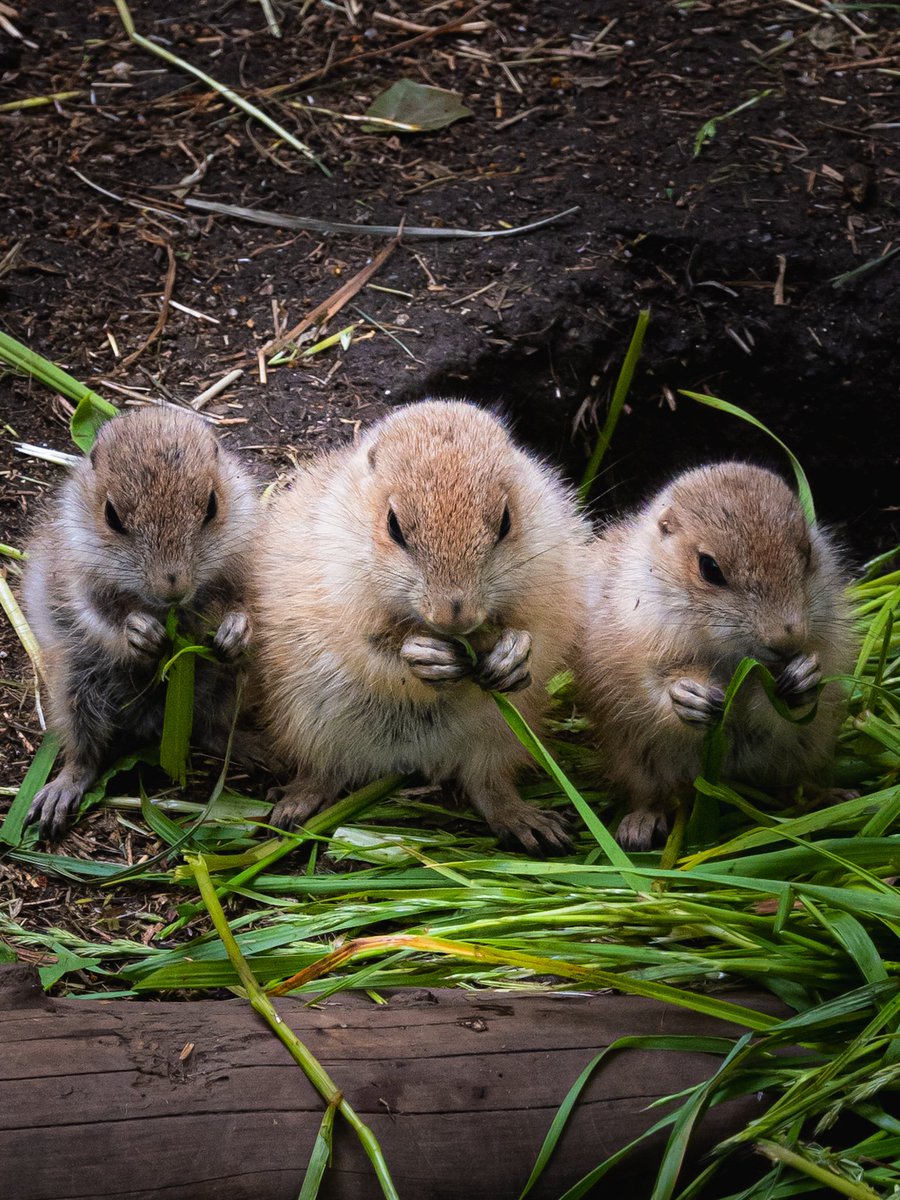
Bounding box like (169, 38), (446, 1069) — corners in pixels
(159, 644), (196, 787)
(188, 855), (399, 1200)
(678, 390), (815, 523)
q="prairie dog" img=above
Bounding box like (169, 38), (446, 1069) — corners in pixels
(23, 406), (258, 838)
(578, 462), (855, 850)
(253, 399), (591, 854)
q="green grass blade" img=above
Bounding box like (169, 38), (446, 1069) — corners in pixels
(0, 327), (117, 451)
(297, 1100), (337, 1200)
(678, 390), (815, 523)
(518, 1036), (733, 1199)
(0, 733), (58, 846)
(189, 855), (399, 1199)
(112, 0), (329, 175)
(159, 643), (195, 786)
(490, 691), (640, 886)
(579, 308), (650, 504)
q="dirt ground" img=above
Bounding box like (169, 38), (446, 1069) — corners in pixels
(1, 0), (898, 822)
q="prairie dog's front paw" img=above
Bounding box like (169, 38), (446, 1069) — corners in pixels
(400, 634), (471, 684)
(124, 612), (167, 660)
(214, 610), (252, 661)
(776, 652), (821, 709)
(475, 629), (532, 693)
(669, 678), (724, 727)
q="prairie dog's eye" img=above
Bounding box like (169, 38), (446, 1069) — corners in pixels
(698, 553), (727, 586)
(204, 490), (218, 525)
(497, 504), (511, 543)
(387, 507), (407, 548)
(105, 500), (127, 535)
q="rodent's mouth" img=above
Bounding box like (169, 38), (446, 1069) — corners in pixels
(424, 620), (485, 637)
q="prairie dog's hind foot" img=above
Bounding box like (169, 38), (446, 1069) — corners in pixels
(214, 610), (252, 661)
(669, 678), (724, 727)
(494, 800), (571, 856)
(467, 779), (571, 856)
(475, 629), (532, 694)
(616, 807), (669, 852)
(400, 634), (472, 684)
(125, 612), (167, 660)
(775, 652), (821, 709)
(797, 781), (860, 809)
(27, 767), (94, 840)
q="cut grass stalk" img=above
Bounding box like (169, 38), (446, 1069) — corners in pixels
(0, 328), (117, 452)
(693, 90), (773, 157)
(189, 854), (399, 1199)
(0, 91), (83, 112)
(0, 569), (43, 679)
(112, 0), (329, 175)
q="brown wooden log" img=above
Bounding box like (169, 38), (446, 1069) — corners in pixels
(0, 964), (784, 1199)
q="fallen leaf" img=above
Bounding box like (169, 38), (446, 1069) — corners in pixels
(362, 79), (473, 134)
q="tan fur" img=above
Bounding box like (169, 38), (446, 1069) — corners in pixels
(578, 462), (855, 849)
(253, 399), (591, 853)
(22, 406), (259, 837)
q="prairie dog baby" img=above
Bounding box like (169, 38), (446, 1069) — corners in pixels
(253, 399), (591, 854)
(23, 406), (258, 838)
(579, 462), (854, 850)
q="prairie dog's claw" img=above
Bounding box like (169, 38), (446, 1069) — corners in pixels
(475, 629), (532, 693)
(776, 652), (821, 708)
(669, 678), (724, 727)
(491, 800), (571, 856)
(401, 634), (471, 684)
(269, 784), (329, 830)
(125, 612), (167, 660)
(616, 809), (669, 852)
(27, 775), (89, 841)
(214, 610), (252, 660)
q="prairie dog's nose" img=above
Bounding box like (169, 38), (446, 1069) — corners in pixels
(424, 596), (486, 637)
(759, 621), (807, 665)
(155, 570), (192, 606)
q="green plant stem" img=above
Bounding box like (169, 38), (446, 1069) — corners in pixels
(0, 569), (44, 678)
(0, 91), (83, 112)
(755, 1141), (880, 1199)
(189, 854), (398, 1199)
(112, 0), (329, 175)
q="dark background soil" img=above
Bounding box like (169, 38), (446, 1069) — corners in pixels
(1, 0), (898, 801)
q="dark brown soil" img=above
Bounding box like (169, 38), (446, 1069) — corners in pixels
(1, 0), (898, 814)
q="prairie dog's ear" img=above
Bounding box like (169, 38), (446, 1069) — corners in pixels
(657, 507), (679, 536)
(89, 420), (117, 468)
(367, 440), (378, 471)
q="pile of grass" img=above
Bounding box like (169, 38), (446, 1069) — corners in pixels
(1, 330), (898, 1198)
